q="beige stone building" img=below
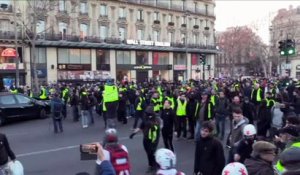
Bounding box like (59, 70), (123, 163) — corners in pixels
(270, 5), (300, 78)
(0, 0), (217, 86)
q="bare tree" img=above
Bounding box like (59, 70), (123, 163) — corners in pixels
(15, 0), (57, 92)
(217, 26), (266, 77)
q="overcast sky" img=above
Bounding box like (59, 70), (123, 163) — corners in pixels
(215, 1), (300, 43)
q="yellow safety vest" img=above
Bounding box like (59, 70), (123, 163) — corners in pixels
(148, 125), (159, 143)
(166, 96), (175, 109)
(176, 98), (187, 116)
(195, 102), (212, 119)
(39, 88), (47, 100)
(251, 88), (262, 102)
(103, 85), (119, 103)
(136, 97), (145, 111)
(210, 95), (216, 106)
(266, 99), (275, 108)
(10, 89), (18, 94)
(152, 98), (160, 112)
(276, 142), (300, 173)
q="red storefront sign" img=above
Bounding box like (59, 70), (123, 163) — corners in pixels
(1, 48), (17, 57)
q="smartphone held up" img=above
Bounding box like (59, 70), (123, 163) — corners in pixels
(80, 144), (98, 161)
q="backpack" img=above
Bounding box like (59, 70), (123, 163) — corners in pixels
(53, 101), (63, 119)
(105, 144), (131, 174)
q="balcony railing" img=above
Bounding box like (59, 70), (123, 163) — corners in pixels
(79, 12), (89, 16)
(168, 22), (174, 26)
(0, 31), (22, 40)
(153, 20), (160, 25)
(0, 4), (13, 12)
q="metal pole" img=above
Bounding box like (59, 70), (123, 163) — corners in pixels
(13, 0), (19, 87)
(202, 55), (205, 80)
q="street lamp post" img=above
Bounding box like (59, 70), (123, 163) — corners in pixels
(13, 0), (19, 87)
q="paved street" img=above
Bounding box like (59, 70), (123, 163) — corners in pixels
(1, 111), (197, 175)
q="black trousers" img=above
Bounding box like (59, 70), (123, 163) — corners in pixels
(177, 116), (187, 138)
(188, 115), (195, 137)
(133, 110), (144, 129)
(143, 139), (158, 167)
(162, 130), (174, 151)
(117, 109), (127, 124)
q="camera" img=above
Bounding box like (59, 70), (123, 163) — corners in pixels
(80, 144), (98, 160)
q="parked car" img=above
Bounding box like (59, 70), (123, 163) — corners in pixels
(0, 92), (51, 126)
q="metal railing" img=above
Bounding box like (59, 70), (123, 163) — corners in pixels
(0, 4), (13, 12)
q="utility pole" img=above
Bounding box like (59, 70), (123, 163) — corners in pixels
(13, 0), (19, 87)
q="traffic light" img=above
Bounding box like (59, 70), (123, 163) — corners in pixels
(207, 65), (211, 70)
(199, 54), (206, 65)
(278, 40), (286, 56)
(278, 39), (296, 56)
(286, 39), (296, 55)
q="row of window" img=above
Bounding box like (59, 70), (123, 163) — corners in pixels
(36, 21), (204, 43)
(34, 48), (209, 66)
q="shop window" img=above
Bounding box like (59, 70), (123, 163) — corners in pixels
(69, 49), (80, 64)
(174, 53), (187, 65)
(57, 48), (91, 64)
(136, 51), (148, 65)
(153, 52), (169, 65)
(35, 48), (46, 64)
(116, 51), (131, 64)
(58, 48), (69, 64)
(97, 50), (110, 64)
(80, 49), (91, 64)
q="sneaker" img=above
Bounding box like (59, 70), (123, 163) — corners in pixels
(83, 125), (88, 128)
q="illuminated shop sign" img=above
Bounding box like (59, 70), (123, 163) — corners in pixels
(126, 40), (171, 47)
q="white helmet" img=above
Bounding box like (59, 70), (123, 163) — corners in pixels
(222, 162), (248, 175)
(155, 148), (176, 170)
(243, 124), (257, 136)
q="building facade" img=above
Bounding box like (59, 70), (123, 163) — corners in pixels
(0, 0), (217, 86)
(270, 5), (300, 78)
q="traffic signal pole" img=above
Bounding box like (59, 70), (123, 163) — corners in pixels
(202, 61), (205, 80)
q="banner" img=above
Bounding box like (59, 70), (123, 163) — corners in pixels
(58, 71), (111, 80)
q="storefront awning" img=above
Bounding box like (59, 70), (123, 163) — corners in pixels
(1, 48), (17, 57)
(35, 40), (220, 54)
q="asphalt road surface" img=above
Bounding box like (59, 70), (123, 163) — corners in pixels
(1, 111), (204, 175)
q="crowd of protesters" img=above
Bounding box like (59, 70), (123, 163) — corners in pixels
(4, 76), (300, 175)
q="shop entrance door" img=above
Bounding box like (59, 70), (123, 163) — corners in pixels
(136, 71), (148, 83)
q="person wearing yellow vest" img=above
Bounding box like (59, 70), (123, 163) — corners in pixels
(275, 125), (300, 174)
(150, 92), (161, 114)
(133, 90), (145, 129)
(61, 86), (70, 119)
(164, 90), (175, 110)
(176, 93), (188, 139)
(251, 84), (263, 105)
(39, 86), (48, 100)
(103, 79), (119, 128)
(10, 87), (18, 94)
(194, 91), (214, 141)
(265, 92), (276, 109)
(129, 105), (161, 173)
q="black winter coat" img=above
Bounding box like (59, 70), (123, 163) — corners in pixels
(0, 133), (16, 166)
(194, 136), (225, 175)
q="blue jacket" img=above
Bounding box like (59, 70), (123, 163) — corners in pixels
(96, 160), (116, 175)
